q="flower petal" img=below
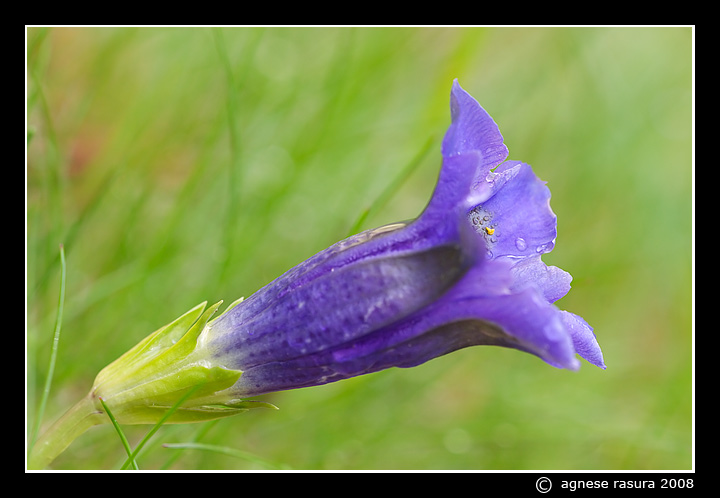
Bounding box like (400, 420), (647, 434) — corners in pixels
(510, 256), (572, 303)
(231, 265), (581, 399)
(442, 80), (509, 168)
(420, 81), (510, 225)
(470, 161), (558, 261)
(209, 240), (469, 370)
(560, 311), (606, 369)
(433, 262), (582, 370)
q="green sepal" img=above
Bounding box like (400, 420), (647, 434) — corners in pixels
(89, 301), (261, 425)
(126, 399), (278, 424)
(93, 302), (207, 387)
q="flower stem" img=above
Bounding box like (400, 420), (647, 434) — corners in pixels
(27, 394), (104, 470)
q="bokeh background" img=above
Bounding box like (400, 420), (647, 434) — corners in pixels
(27, 26), (693, 470)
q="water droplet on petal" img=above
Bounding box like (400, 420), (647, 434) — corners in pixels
(515, 237), (527, 251)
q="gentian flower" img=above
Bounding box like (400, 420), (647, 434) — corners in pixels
(202, 80), (605, 399)
(29, 80), (603, 469)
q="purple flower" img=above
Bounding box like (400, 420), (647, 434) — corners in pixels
(205, 80), (605, 397)
(29, 81), (607, 469)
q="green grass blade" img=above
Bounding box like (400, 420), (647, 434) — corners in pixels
(98, 396), (139, 470)
(346, 134), (437, 237)
(162, 442), (286, 470)
(29, 244), (66, 453)
(159, 420), (219, 470)
(212, 27), (243, 285)
(119, 383), (205, 470)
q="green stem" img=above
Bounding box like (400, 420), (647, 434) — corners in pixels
(27, 394), (104, 470)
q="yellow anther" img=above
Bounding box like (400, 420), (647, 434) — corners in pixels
(484, 227), (495, 235)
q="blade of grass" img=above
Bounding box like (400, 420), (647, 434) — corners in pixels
(159, 420), (219, 470)
(212, 27), (243, 286)
(162, 442), (286, 470)
(29, 244), (66, 453)
(119, 383), (205, 470)
(98, 396), (139, 470)
(346, 134), (437, 237)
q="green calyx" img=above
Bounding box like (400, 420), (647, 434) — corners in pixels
(28, 299), (272, 469)
(90, 300), (273, 425)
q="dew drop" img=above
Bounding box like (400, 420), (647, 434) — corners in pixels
(534, 241), (555, 254)
(515, 237), (527, 251)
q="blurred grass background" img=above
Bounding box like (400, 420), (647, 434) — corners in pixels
(26, 26), (693, 470)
